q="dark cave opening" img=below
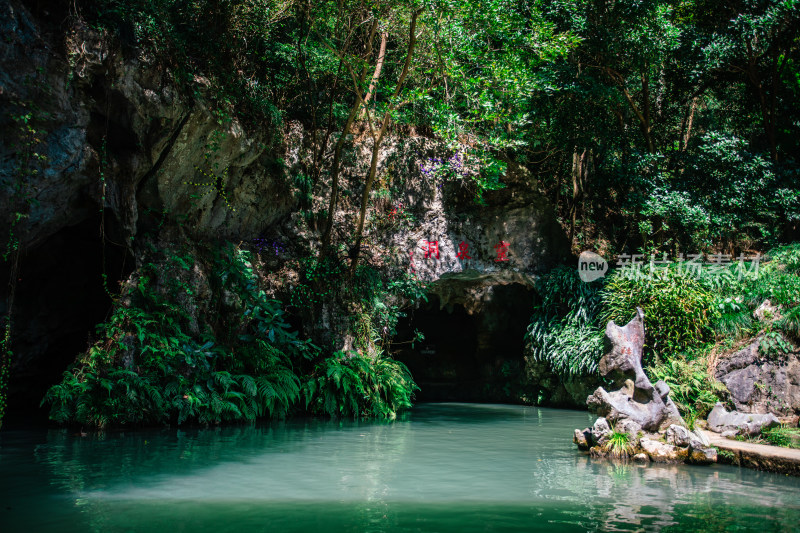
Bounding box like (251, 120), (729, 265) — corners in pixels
(391, 283), (536, 403)
(2, 214), (133, 424)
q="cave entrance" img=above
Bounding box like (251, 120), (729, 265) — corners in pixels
(391, 282), (535, 403)
(2, 213), (133, 424)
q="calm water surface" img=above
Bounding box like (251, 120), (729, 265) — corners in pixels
(2, 403), (799, 532)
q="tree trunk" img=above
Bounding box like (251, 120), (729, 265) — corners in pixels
(680, 97), (697, 151)
(568, 147), (581, 246)
(360, 31), (387, 118)
(349, 9), (422, 275)
(319, 98), (361, 256)
(319, 18), (380, 257)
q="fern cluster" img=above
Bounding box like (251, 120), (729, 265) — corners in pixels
(649, 356), (727, 419)
(42, 242), (420, 428)
(303, 351), (418, 420)
(525, 266), (605, 377)
(43, 244), (306, 427)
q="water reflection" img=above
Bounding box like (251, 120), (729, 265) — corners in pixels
(1, 404), (799, 532)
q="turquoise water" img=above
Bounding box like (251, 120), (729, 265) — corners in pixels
(2, 403), (799, 532)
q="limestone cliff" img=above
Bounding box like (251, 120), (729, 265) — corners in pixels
(0, 0), (575, 417)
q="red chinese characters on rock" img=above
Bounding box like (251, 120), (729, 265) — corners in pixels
(494, 241), (510, 262)
(456, 241), (472, 260)
(406, 238), (511, 270)
(423, 240), (440, 259)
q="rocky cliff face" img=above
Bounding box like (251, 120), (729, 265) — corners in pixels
(715, 337), (800, 417)
(1, 0), (578, 417)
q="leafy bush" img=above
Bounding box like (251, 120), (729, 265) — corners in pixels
(43, 244), (314, 427)
(758, 330), (794, 360)
(649, 357), (727, 419)
(601, 268), (717, 362)
(765, 244), (800, 274)
(525, 266), (604, 377)
(777, 306), (800, 341)
(302, 351), (418, 420)
(712, 297), (755, 339)
(43, 241), (422, 427)
(761, 426), (800, 449)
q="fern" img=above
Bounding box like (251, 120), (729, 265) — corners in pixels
(303, 351), (418, 419)
(525, 266), (605, 377)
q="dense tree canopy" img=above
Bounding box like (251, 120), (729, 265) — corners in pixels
(81, 0), (800, 255)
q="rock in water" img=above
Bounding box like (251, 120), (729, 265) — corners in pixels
(592, 417), (613, 445)
(632, 453), (650, 464)
(688, 447), (718, 465)
(586, 308), (685, 431)
(639, 438), (686, 463)
(574, 429), (592, 450)
(573, 310), (717, 468)
(706, 402), (780, 436)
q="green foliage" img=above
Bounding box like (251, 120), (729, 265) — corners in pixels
(42, 241), (422, 427)
(525, 266), (604, 377)
(601, 268), (717, 362)
(649, 357), (727, 419)
(712, 297), (755, 339)
(528, 0), (799, 252)
(603, 431), (634, 460)
(743, 254), (800, 309)
(758, 331), (793, 360)
(766, 244), (800, 274)
(42, 243), (313, 427)
(1, 97), (50, 426)
(527, 243), (800, 430)
(302, 351), (418, 419)
(287, 251), (427, 356)
(87, 0), (291, 128)
(777, 306), (800, 341)
(288, 256), (348, 309)
(642, 133), (796, 250)
(717, 448), (736, 462)
(761, 426), (800, 449)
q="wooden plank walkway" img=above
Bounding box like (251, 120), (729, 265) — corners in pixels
(700, 430), (800, 476)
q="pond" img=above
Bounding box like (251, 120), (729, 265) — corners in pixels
(2, 403), (799, 532)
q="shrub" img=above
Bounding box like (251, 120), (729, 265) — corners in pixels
(43, 243), (315, 428)
(758, 330), (794, 360)
(712, 297), (754, 339)
(765, 244), (800, 275)
(777, 306), (800, 341)
(648, 356), (727, 419)
(525, 266), (605, 377)
(601, 268), (717, 363)
(302, 351), (418, 420)
(761, 426), (800, 449)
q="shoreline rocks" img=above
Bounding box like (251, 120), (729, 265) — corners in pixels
(706, 402), (780, 437)
(574, 309), (718, 466)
